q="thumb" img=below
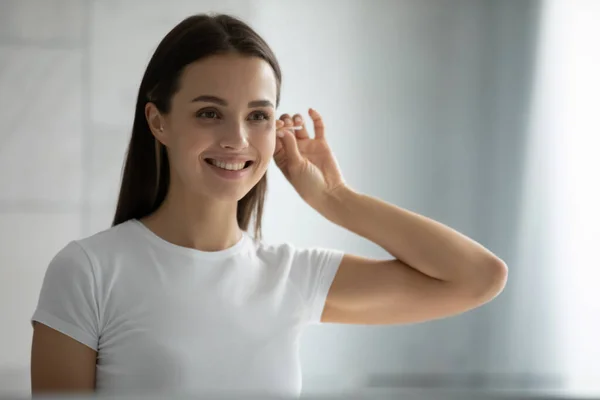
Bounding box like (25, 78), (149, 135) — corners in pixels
(277, 129), (303, 166)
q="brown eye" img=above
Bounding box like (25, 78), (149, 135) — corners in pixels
(196, 110), (219, 119)
(249, 111), (270, 121)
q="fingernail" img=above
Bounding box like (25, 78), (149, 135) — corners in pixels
(294, 116), (302, 123)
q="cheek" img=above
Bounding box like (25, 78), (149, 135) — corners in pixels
(247, 122), (273, 142)
(168, 133), (211, 174)
(177, 129), (212, 154)
(255, 131), (276, 162)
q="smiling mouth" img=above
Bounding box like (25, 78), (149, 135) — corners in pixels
(205, 159), (254, 171)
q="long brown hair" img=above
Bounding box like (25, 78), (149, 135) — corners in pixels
(112, 14), (282, 240)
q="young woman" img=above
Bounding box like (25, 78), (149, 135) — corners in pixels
(30, 13), (507, 397)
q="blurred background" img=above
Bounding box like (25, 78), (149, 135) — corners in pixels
(0, 0), (598, 397)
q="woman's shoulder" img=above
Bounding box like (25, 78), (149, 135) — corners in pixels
(50, 219), (139, 269)
(74, 219), (138, 253)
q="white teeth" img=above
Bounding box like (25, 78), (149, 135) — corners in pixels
(210, 160), (246, 171)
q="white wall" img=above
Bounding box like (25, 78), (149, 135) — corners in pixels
(3, 0), (597, 397)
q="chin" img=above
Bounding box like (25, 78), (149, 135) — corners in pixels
(194, 180), (259, 203)
(213, 188), (252, 203)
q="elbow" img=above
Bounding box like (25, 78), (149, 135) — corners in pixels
(462, 256), (508, 304)
(475, 256), (508, 302)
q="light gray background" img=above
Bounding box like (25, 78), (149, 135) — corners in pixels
(1, 0), (598, 397)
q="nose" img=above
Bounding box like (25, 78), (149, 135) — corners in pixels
(219, 124), (249, 150)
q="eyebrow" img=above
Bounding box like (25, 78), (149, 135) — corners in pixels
(190, 95), (274, 108)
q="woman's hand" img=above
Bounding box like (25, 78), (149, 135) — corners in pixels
(273, 108), (346, 211)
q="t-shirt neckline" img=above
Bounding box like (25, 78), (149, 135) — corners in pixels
(129, 219), (250, 260)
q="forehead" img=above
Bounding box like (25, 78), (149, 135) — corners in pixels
(175, 54), (278, 105)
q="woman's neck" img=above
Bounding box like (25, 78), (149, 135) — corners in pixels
(140, 189), (243, 252)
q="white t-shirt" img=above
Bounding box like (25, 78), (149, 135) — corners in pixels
(31, 219), (344, 398)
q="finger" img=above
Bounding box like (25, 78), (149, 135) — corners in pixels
(277, 129), (303, 166)
(275, 116), (296, 138)
(292, 114), (309, 139)
(309, 108), (325, 140)
(279, 113), (293, 127)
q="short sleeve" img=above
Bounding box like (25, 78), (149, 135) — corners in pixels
(31, 241), (100, 351)
(290, 247), (345, 325)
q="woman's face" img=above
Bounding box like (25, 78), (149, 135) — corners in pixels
(148, 53), (278, 202)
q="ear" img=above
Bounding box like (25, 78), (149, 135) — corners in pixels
(145, 102), (169, 145)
